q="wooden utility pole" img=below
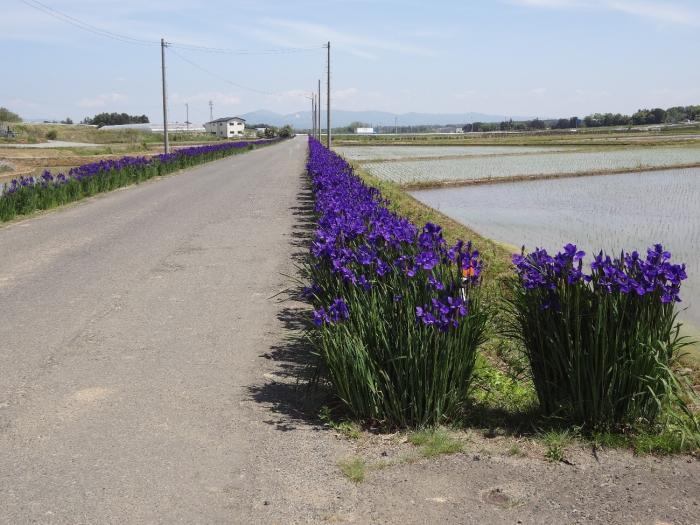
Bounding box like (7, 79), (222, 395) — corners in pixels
(161, 38), (169, 154)
(317, 78), (321, 141)
(326, 41), (331, 148)
(308, 94), (315, 136)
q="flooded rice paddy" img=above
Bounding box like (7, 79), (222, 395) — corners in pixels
(335, 145), (573, 161)
(340, 145), (700, 185)
(411, 167), (700, 327)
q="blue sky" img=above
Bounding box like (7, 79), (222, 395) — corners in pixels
(3, 0), (700, 123)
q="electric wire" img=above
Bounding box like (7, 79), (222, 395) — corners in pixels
(168, 48), (279, 96)
(19, 0), (324, 55)
(19, 0), (157, 46)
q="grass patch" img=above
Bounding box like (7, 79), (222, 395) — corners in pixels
(408, 428), (464, 458)
(507, 444), (526, 457)
(632, 431), (690, 456)
(338, 457), (366, 483)
(540, 428), (576, 462)
(319, 406), (362, 440)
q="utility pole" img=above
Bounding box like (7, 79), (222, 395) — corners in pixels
(209, 100), (213, 122)
(305, 94), (314, 136)
(326, 41), (331, 148)
(185, 103), (189, 131)
(394, 116), (398, 135)
(312, 95), (317, 137)
(317, 78), (321, 141)
(161, 37), (169, 154)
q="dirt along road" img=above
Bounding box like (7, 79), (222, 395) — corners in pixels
(0, 136), (698, 524)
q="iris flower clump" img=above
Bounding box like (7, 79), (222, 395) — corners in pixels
(305, 137), (489, 428)
(507, 243), (692, 429)
(0, 138), (281, 222)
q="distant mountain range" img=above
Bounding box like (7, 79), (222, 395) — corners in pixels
(240, 109), (534, 129)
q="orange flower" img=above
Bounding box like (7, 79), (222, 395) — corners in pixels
(462, 267), (475, 278)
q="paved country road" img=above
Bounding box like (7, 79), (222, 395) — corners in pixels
(1, 136), (698, 524)
(0, 136), (348, 523)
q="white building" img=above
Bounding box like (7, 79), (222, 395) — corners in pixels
(204, 117), (246, 138)
(355, 127), (374, 134)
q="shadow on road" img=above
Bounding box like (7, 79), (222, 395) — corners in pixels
(247, 174), (332, 430)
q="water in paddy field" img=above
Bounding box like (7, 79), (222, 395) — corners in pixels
(410, 167), (700, 328)
(335, 145), (573, 161)
(357, 146), (700, 184)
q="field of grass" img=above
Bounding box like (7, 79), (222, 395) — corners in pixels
(331, 124), (700, 148)
(0, 123), (230, 146)
(0, 124), (260, 183)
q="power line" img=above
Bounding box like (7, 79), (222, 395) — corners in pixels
(168, 42), (325, 55)
(169, 47), (281, 96)
(19, 0), (325, 56)
(19, 0), (156, 46)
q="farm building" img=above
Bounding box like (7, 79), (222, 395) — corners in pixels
(204, 117), (246, 138)
(355, 127), (374, 134)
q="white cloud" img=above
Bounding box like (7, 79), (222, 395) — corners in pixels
(241, 18), (434, 59)
(333, 88), (359, 101)
(76, 92), (127, 108)
(606, 1), (700, 26)
(507, 0), (700, 26)
(455, 90), (479, 100)
(9, 98), (40, 109)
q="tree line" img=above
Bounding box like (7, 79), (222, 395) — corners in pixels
(247, 123), (294, 138)
(465, 104), (699, 132)
(0, 107), (22, 123)
(81, 113), (150, 127)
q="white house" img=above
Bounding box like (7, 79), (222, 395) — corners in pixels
(355, 127), (374, 134)
(204, 117), (246, 138)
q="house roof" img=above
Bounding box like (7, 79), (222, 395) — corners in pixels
(206, 116), (246, 124)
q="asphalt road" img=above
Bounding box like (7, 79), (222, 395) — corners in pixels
(0, 136), (339, 523)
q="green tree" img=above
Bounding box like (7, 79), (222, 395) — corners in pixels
(0, 107), (21, 122)
(651, 108), (666, 124)
(82, 112), (150, 127)
(528, 118), (546, 130)
(278, 124), (294, 138)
